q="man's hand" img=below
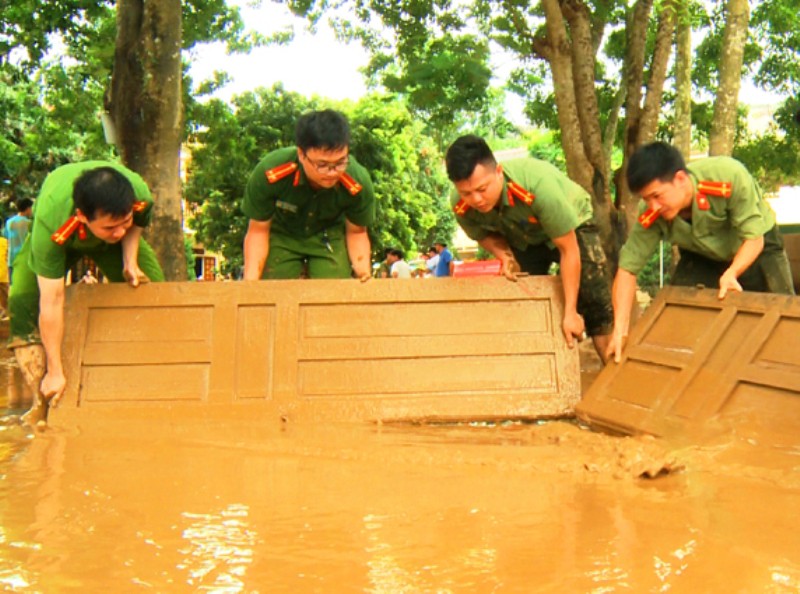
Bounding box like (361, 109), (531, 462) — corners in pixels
(123, 263), (151, 288)
(500, 258), (522, 282)
(718, 268), (743, 300)
(40, 370), (67, 408)
(605, 327), (628, 363)
(353, 268), (372, 282)
(562, 310), (586, 349)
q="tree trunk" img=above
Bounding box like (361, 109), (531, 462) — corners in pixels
(638, 0), (676, 145)
(709, 0), (749, 157)
(616, 0), (673, 238)
(673, 0), (692, 157)
(540, 0), (594, 193)
(617, 0), (654, 235)
(562, 0), (605, 183)
(538, 0), (623, 265)
(109, 0), (187, 281)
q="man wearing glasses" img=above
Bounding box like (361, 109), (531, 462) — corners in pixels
(241, 109), (376, 280)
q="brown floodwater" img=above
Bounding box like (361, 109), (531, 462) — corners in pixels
(1, 345), (799, 593)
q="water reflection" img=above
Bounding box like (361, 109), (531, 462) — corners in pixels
(0, 352), (799, 591)
(179, 504), (256, 591)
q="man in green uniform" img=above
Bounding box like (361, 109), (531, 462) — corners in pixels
(445, 135), (613, 360)
(242, 109), (375, 280)
(608, 141), (795, 362)
(9, 162), (165, 425)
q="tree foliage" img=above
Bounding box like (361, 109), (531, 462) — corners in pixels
(4, 0), (799, 272)
(184, 85), (454, 274)
(380, 33), (494, 149)
(288, 0), (800, 261)
(734, 99), (800, 191)
(287, 0), (505, 149)
(0, 0), (293, 281)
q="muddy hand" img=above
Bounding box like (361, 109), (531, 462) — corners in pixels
(354, 269), (372, 283)
(606, 330), (628, 364)
(501, 259), (522, 282)
(717, 271), (742, 300)
(123, 269), (151, 288)
(562, 312), (585, 349)
(40, 371), (66, 408)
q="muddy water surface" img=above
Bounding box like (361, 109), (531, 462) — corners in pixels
(1, 349), (799, 592)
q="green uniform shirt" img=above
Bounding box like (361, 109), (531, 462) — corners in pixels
(29, 161), (154, 280)
(451, 158), (594, 251)
(242, 147), (376, 239)
(619, 156), (776, 275)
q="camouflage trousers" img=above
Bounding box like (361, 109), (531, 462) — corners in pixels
(672, 226), (795, 295)
(511, 224), (614, 336)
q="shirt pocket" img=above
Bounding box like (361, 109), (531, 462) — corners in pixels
(693, 209), (728, 238)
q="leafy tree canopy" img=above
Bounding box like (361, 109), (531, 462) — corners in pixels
(0, 0), (262, 213)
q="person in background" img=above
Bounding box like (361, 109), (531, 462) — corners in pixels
(425, 246), (439, 276)
(6, 198), (33, 283)
(9, 162), (164, 426)
(375, 247), (393, 279)
(0, 235), (9, 321)
(388, 248), (412, 278)
(433, 240), (454, 277)
(607, 141), (795, 362)
(241, 109), (375, 281)
(80, 269), (98, 284)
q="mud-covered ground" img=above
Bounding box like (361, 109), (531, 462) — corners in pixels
(1, 340), (798, 592)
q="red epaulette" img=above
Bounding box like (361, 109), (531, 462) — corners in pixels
(638, 207), (661, 229)
(265, 162), (298, 184)
(51, 215), (87, 245)
(338, 172), (362, 196)
(507, 181), (535, 207)
(453, 199), (471, 216)
(132, 200), (149, 213)
(695, 180), (732, 211)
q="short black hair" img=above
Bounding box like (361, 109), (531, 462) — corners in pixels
(389, 248), (404, 260)
(445, 135), (497, 182)
(73, 167), (136, 220)
(295, 109), (351, 152)
(15, 198), (33, 212)
(627, 142), (687, 193)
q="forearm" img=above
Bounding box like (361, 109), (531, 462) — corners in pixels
(559, 249), (581, 315)
(38, 284), (66, 376)
(477, 234), (515, 263)
(345, 222), (371, 277)
(727, 236), (765, 278)
(243, 220), (270, 280)
(552, 232), (581, 315)
(121, 225), (145, 268)
(611, 269), (638, 336)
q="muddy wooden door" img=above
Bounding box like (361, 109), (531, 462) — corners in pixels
(577, 287), (800, 436)
(55, 277), (580, 424)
